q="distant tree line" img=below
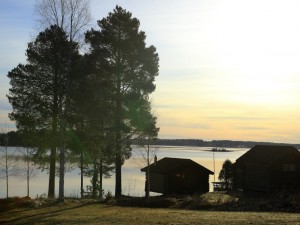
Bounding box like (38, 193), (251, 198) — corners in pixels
(133, 138), (300, 149)
(4, 133), (299, 150)
(133, 139), (205, 147)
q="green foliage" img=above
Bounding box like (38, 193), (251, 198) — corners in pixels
(83, 183), (104, 199)
(104, 190), (113, 201)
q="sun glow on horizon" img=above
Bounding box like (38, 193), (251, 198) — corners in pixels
(151, 0), (300, 143)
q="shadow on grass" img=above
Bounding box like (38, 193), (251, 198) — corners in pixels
(0, 201), (101, 225)
(1, 208), (34, 216)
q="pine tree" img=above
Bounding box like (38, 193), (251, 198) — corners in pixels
(85, 6), (159, 197)
(7, 25), (80, 198)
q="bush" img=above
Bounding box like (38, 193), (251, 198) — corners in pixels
(0, 196), (34, 212)
(269, 187), (300, 211)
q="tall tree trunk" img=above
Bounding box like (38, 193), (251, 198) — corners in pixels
(58, 29), (74, 203)
(115, 148), (122, 197)
(5, 135), (8, 199)
(48, 88), (58, 199)
(99, 156), (103, 200)
(99, 122), (104, 200)
(27, 148), (30, 197)
(48, 105), (58, 198)
(48, 145), (56, 198)
(115, 76), (122, 197)
(80, 149), (84, 199)
(146, 138), (150, 203)
(58, 64), (66, 202)
(92, 157), (98, 198)
(58, 117), (66, 202)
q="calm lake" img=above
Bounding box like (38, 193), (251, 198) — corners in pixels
(0, 146), (248, 198)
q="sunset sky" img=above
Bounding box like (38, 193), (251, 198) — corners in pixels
(1, 0), (300, 143)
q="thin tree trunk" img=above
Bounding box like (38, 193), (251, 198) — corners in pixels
(146, 138), (150, 202)
(115, 75), (122, 197)
(92, 157), (97, 198)
(99, 122), (104, 200)
(58, 118), (66, 202)
(58, 32), (71, 203)
(80, 149), (84, 199)
(58, 25), (74, 203)
(27, 148), (30, 197)
(5, 136), (8, 199)
(48, 97), (58, 199)
(48, 145), (56, 198)
(99, 153), (103, 200)
(115, 150), (122, 197)
(58, 69), (67, 202)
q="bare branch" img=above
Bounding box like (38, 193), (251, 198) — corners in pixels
(35, 0), (91, 44)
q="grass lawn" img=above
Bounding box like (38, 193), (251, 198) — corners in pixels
(0, 201), (300, 225)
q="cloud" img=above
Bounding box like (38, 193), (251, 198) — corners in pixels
(161, 121), (211, 130)
(235, 126), (269, 131)
(205, 116), (272, 121)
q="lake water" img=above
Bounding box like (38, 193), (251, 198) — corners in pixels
(0, 146), (248, 198)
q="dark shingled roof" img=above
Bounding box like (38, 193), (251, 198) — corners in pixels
(141, 157), (214, 175)
(235, 145), (300, 165)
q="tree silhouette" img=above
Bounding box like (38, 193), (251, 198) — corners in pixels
(218, 159), (233, 190)
(35, 0), (91, 202)
(85, 6), (159, 196)
(7, 25), (80, 198)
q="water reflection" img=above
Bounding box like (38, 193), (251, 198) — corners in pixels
(0, 146), (248, 198)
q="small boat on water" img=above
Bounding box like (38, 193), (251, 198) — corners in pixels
(211, 148), (229, 152)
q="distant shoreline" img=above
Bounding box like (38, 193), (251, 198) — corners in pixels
(132, 138), (300, 149)
(2, 133), (300, 149)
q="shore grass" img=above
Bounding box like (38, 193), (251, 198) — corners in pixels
(1, 200), (300, 225)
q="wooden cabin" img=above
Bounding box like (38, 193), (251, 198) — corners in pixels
(234, 145), (300, 192)
(141, 157), (214, 195)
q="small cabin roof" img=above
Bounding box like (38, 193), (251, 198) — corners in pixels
(235, 145), (300, 165)
(141, 157), (214, 175)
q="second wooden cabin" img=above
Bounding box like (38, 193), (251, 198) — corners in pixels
(234, 145), (300, 192)
(141, 157), (214, 195)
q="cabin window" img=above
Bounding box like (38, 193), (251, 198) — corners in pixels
(283, 164), (296, 172)
(176, 173), (185, 178)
